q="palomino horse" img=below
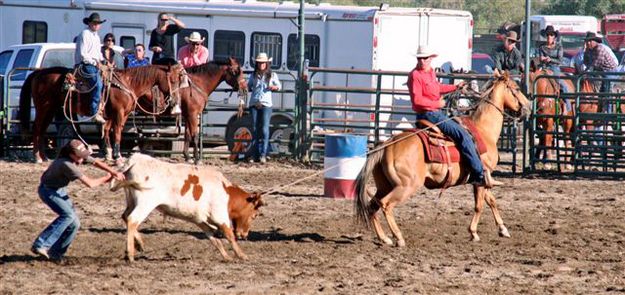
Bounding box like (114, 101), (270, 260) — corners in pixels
(529, 67), (598, 170)
(178, 58), (247, 163)
(19, 65), (181, 163)
(354, 70), (531, 246)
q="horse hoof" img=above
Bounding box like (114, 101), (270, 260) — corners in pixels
(499, 227), (511, 238)
(381, 237), (394, 246)
(396, 239), (406, 247)
(238, 253), (249, 261)
(470, 234), (480, 242)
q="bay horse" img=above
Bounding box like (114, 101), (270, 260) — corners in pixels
(178, 58), (247, 163)
(354, 70), (531, 246)
(529, 67), (598, 170)
(19, 65), (181, 163)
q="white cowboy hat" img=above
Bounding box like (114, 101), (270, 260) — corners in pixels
(255, 52), (273, 63)
(415, 45), (438, 58)
(184, 32), (205, 43)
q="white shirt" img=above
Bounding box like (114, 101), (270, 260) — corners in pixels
(74, 28), (103, 65)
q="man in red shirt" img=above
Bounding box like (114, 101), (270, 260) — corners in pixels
(408, 45), (489, 187)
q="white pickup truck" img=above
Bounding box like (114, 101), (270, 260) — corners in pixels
(0, 42), (127, 151)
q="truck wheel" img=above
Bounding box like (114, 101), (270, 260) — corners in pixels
(226, 115), (254, 158)
(270, 117), (294, 155)
(56, 123), (77, 151)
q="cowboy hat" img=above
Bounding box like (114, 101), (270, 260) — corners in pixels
(415, 45), (438, 58)
(540, 25), (559, 38)
(255, 52), (273, 63)
(184, 32), (205, 44)
(504, 31), (519, 42)
(68, 139), (92, 159)
(83, 13), (106, 25)
(584, 31), (603, 43)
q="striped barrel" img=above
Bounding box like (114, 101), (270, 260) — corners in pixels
(324, 134), (368, 199)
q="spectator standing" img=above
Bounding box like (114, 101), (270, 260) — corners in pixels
(149, 12), (185, 65)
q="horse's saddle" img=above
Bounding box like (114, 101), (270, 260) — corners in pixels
(415, 117), (487, 164)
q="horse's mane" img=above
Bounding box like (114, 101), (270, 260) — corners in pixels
(471, 77), (508, 119)
(185, 60), (232, 75)
(116, 66), (165, 89)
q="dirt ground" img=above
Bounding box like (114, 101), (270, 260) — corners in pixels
(1, 155), (625, 294)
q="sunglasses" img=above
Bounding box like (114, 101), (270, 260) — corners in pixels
(191, 42), (200, 46)
(417, 57), (430, 60)
(105, 39), (113, 42)
(160, 18), (169, 22)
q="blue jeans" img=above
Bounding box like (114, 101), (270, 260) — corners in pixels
(416, 110), (484, 178)
(82, 64), (102, 116)
(32, 185), (81, 260)
(250, 106), (272, 158)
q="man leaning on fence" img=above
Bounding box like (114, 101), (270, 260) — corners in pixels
(583, 32), (618, 93)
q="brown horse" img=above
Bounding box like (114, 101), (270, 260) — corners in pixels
(354, 71), (531, 246)
(19, 65), (181, 163)
(529, 68), (598, 170)
(178, 58), (247, 163)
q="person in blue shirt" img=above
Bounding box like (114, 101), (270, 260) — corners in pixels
(247, 53), (281, 164)
(124, 43), (150, 68)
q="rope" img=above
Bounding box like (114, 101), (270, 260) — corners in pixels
(259, 116), (458, 197)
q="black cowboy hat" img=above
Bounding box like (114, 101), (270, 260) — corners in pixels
(83, 13), (106, 25)
(540, 25), (559, 38)
(584, 31), (602, 43)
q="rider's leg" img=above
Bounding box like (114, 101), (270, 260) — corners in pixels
(418, 111), (485, 184)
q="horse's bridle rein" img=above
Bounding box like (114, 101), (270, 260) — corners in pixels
(479, 78), (526, 121)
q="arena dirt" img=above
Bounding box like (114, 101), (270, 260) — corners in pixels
(1, 157), (624, 294)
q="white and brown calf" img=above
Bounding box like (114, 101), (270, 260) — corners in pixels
(111, 153), (264, 262)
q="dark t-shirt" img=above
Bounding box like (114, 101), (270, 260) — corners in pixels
(40, 156), (94, 188)
(149, 24), (181, 63)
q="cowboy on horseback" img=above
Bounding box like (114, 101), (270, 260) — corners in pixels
(408, 45), (498, 188)
(74, 12), (106, 123)
(538, 25), (574, 112)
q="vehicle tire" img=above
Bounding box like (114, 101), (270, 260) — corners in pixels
(225, 114), (254, 157)
(269, 116), (294, 155)
(55, 123), (77, 151)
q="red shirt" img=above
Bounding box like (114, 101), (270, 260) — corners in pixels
(407, 68), (457, 112)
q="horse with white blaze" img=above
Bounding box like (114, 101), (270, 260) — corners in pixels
(110, 153), (264, 262)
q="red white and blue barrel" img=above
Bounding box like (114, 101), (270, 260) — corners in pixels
(323, 134), (368, 199)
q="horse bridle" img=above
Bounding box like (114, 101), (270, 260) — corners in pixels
(480, 78), (526, 121)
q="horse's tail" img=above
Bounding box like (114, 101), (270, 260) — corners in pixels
(19, 70), (36, 134)
(354, 146), (385, 228)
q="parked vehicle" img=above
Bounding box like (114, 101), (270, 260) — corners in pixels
(1, 0), (474, 153)
(471, 53), (494, 74)
(602, 14), (625, 51)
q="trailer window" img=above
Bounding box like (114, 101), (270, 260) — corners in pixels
(22, 21), (47, 44)
(287, 34), (320, 70)
(11, 49), (34, 81)
(0, 50), (13, 75)
(251, 32), (282, 69)
(120, 36), (136, 50)
(41, 49), (74, 68)
(177, 29), (209, 52)
(214, 30), (245, 64)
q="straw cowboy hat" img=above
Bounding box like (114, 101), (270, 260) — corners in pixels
(584, 31), (603, 43)
(83, 13), (106, 25)
(540, 25), (559, 38)
(255, 52), (273, 63)
(504, 31), (520, 42)
(415, 45), (438, 58)
(184, 31), (205, 43)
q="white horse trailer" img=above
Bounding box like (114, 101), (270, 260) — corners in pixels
(0, 0), (473, 150)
